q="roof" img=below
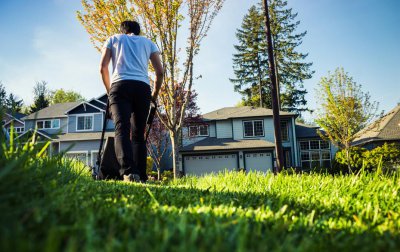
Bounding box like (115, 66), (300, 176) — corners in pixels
(16, 129), (53, 140)
(353, 104), (400, 145)
(55, 131), (114, 142)
(295, 123), (320, 138)
(6, 111), (26, 121)
(180, 137), (275, 152)
(23, 102), (81, 120)
(202, 106), (296, 121)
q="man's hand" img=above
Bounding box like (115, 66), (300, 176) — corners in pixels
(100, 48), (112, 93)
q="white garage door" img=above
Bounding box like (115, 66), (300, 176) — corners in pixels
(184, 154), (238, 176)
(245, 152), (273, 173)
(65, 152), (88, 165)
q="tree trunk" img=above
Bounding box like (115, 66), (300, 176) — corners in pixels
(346, 147), (352, 173)
(157, 168), (161, 180)
(169, 130), (180, 179)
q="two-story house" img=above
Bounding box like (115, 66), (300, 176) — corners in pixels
(3, 110), (26, 136)
(178, 106), (337, 176)
(19, 94), (114, 166)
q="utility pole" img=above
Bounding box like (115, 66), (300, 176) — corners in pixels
(263, 0), (284, 173)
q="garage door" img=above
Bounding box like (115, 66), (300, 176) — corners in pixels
(65, 152), (88, 165)
(184, 154), (238, 176)
(245, 152), (273, 173)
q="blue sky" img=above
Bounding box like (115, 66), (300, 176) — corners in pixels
(0, 0), (399, 120)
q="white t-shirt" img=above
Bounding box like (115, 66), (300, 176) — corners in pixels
(103, 34), (159, 85)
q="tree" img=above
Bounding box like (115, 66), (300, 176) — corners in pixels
(230, 1), (313, 114)
(315, 68), (379, 172)
(77, 0), (223, 178)
(146, 117), (170, 180)
(30, 81), (50, 113)
(0, 82), (8, 110)
(49, 89), (85, 104)
(6, 93), (23, 113)
(0, 82), (24, 113)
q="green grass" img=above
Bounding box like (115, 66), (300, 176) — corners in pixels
(1, 137), (400, 251)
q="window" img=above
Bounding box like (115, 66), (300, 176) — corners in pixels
(36, 119), (60, 129)
(7, 127), (24, 133)
(281, 121), (289, 141)
(299, 140), (331, 169)
(77, 116), (93, 131)
(188, 125), (208, 137)
(189, 126), (198, 136)
(199, 125), (208, 136)
(243, 120), (264, 137)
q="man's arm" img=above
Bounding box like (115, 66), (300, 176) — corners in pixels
(150, 52), (164, 102)
(100, 48), (112, 94)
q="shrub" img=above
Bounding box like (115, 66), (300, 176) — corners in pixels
(334, 147), (366, 173)
(364, 143), (400, 172)
(333, 143), (400, 173)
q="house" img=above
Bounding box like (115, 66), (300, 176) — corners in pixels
(19, 94), (114, 166)
(178, 106), (337, 176)
(3, 110), (26, 136)
(17, 95), (337, 176)
(353, 104), (400, 150)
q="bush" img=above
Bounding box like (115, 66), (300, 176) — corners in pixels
(334, 143), (400, 173)
(364, 143), (400, 172)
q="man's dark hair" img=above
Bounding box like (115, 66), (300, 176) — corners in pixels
(120, 21), (140, 35)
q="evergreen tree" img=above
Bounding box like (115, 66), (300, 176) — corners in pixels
(30, 81), (50, 113)
(6, 93), (23, 113)
(231, 1), (314, 114)
(0, 82), (6, 109)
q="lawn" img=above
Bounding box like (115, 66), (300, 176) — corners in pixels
(1, 144), (399, 251)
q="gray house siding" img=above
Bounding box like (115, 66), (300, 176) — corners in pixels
(24, 120), (35, 131)
(232, 117), (275, 142)
(209, 122), (216, 137)
(23, 118), (67, 134)
(60, 140), (100, 152)
(216, 120), (232, 138)
(60, 140), (101, 166)
(68, 113), (103, 133)
(181, 126), (207, 146)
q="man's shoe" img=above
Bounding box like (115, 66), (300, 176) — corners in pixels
(123, 174), (141, 183)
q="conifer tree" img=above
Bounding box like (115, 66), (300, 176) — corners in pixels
(6, 93), (23, 113)
(30, 81), (50, 113)
(231, 1), (313, 114)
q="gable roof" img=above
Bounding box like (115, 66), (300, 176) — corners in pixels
(23, 102), (81, 120)
(295, 123), (320, 138)
(180, 137), (275, 152)
(16, 129), (53, 140)
(353, 104), (400, 145)
(202, 106), (296, 121)
(6, 111), (26, 121)
(65, 101), (105, 114)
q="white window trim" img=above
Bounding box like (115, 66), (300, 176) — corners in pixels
(76, 114), (94, 132)
(65, 151), (89, 166)
(198, 125), (209, 137)
(36, 119), (61, 130)
(91, 150), (99, 167)
(299, 140), (331, 169)
(188, 124), (209, 137)
(243, 120), (264, 138)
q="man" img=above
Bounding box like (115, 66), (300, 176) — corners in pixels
(100, 20), (163, 182)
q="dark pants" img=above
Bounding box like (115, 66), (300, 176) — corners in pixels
(109, 80), (151, 181)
